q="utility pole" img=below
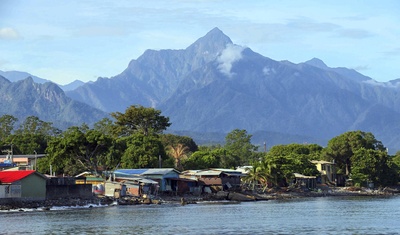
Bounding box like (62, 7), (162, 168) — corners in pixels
(34, 150), (37, 170)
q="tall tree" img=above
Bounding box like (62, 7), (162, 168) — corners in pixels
(42, 124), (114, 176)
(265, 145), (319, 186)
(242, 162), (268, 191)
(182, 146), (222, 170)
(324, 131), (385, 176)
(351, 148), (398, 187)
(0, 114), (17, 143)
(8, 116), (60, 154)
(111, 105), (170, 136)
(225, 129), (258, 166)
(120, 133), (166, 168)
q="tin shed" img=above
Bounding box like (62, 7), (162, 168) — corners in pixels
(0, 170), (47, 200)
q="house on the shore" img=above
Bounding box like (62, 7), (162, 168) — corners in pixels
(0, 170), (47, 201)
(312, 160), (337, 185)
(293, 173), (317, 189)
(113, 168), (181, 194)
(181, 169), (243, 193)
(105, 177), (159, 198)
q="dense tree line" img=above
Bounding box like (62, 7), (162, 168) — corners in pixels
(1, 105), (399, 188)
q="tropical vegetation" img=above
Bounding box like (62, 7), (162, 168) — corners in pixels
(1, 105), (399, 189)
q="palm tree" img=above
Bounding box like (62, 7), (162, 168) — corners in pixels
(167, 144), (189, 171)
(261, 160), (278, 190)
(243, 162), (268, 192)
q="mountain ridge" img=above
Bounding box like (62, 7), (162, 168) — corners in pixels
(2, 28), (400, 152)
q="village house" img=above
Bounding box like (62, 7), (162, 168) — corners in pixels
(113, 168), (180, 195)
(312, 160), (337, 185)
(0, 170), (47, 202)
(105, 177), (158, 198)
(293, 173), (317, 189)
(181, 168), (243, 193)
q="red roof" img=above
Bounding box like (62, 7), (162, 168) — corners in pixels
(0, 170), (36, 183)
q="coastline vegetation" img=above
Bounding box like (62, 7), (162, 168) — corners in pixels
(1, 105), (400, 189)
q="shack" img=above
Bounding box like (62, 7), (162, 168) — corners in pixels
(0, 170), (47, 201)
(182, 169), (243, 192)
(114, 168), (180, 194)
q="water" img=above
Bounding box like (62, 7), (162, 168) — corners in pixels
(1, 196), (400, 234)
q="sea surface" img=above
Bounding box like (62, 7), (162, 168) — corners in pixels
(1, 196), (400, 234)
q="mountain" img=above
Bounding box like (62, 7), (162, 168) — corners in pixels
(66, 27), (232, 111)
(17, 27), (400, 152)
(60, 80), (86, 91)
(0, 76), (108, 129)
(0, 70), (50, 84)
(0, 70), (86, 91)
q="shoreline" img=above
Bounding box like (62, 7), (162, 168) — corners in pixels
(1, 186), (399, 212)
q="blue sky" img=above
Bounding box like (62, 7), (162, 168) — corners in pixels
(1, 0), (399, 85)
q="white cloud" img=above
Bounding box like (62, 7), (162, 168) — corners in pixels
(217, 44), (245, 77)
(0, 28), (21, 40)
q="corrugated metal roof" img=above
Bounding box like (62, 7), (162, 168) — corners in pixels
(311, 160), (335, 165)
(294, 173), (316, 179)
(118, 177), (159, 184)
(194, 170), (222, 176)
(142, 168), (179, 175)
(114, 169), (148, 175)
(0, 170), (36, 183)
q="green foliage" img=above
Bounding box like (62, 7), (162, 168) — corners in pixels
(4, 116), (60, 155)
(120, 133), (166, 168)
(324, 131), (385, 175)
(242, 161), (268, 191)
(41, 124), (115, 175)
(182, 147), (223, 170)
(265, 144), (320, 186)
(0, 114), (17, 143)
(111, 105), (171, 136)
(225, 129), (258, 166)
(351, 148), (398, 187)
(93, 118), (116, 137)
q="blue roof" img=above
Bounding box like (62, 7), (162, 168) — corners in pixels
(114, 168), (179, 176)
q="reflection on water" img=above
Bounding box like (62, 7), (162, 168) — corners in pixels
(1, 196), (400, 234)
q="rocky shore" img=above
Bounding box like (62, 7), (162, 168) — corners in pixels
(1, 186), (399, 211)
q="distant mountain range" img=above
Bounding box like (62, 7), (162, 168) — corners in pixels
(0, 70), (85, 91)
(0, 76), (108, 129)
(2, 27), (400, 152)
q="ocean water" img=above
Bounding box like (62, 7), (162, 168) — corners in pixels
(1, 196), (400, 234)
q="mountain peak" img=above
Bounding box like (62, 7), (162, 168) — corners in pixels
(186, 27), (233, 55)
(304, 58), (328, 69)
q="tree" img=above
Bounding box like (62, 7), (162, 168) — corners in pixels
(120, 133), (166, 168)
(242, 162), (268, 191)
(94, 117), (116, 137)
(167, 144), (189, 170)
(182, 146), (222, 170)
(225, 129), (258, 166)
(0, 114), (17, 143)
(160, 134), (198, 153)
(42, 124), (114, 176)
(324, 131), (385, 176)
(351, 148), (398, 187)
(265, 144), (319, 186)
(111, 105), (170, 136)
(8, 116), (61, 154)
